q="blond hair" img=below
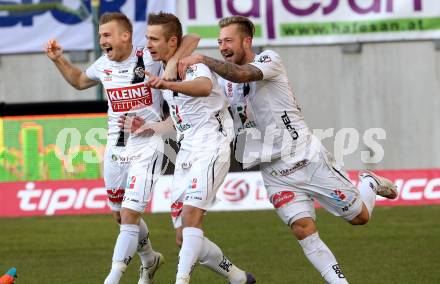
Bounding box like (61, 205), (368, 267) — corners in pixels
(219, 16), (255, 38)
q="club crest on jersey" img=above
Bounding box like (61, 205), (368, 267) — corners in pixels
(134, 66), (145, 78)
(257, 55), (272, 63)
(136, 50), (143, 57)
(186, 65), (197, 77)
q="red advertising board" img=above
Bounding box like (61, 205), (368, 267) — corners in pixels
(0, 180), (110, 217)
(0, 169), (439, 217)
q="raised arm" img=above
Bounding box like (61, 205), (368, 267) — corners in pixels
(178, 54), (263, 83)
(162, 34), (201, 80)
(44, 39), (98, 90)
(146, 71), (212, 97)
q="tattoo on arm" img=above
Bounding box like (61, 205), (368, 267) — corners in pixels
(201, 56), (263, 83)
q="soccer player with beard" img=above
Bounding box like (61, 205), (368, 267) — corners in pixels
(45, 12), (199, 284)
(144, 12), (256, 284)
(178, 16), (398, 283)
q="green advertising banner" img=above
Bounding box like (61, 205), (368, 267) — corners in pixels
(178, 0), (440, 47)
(0, 114), (107, 182)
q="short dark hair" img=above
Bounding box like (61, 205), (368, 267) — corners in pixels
(219, 16), (255, 38)
(99, 12), (133, 34)
(147, 12), (182, 45)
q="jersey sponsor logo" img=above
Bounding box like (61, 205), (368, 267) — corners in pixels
(110, 153), (141, 164)
(171, 105), (191, 132)
(106, 83), (153, 112)
(281, 110), (299, 140)
(270, 159), (309, 177)
(271, 191), (295, 208)
(222, 179), (250, 202)
(236, 104), (256, 132)
(257, 55), (272, 63)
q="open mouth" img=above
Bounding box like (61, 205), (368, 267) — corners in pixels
(104, 46), (113, 54)
(222, 52), (233, 59)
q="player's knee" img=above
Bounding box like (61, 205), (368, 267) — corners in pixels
(291, 217), (317, 240)
(112, 211), (121, 224)
(120, 208), (141, 225)
(181, 206), (204, 228)
(349, 209), (370, 225)
(175, 235), (183, 247)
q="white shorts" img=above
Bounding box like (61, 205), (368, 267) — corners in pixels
(261, 148), (362, 226)
(104, 140), (163, 213)
(171, 142), (230, 228)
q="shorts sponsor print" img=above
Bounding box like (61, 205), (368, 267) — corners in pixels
(104, 141), (162, 213)
(262, 147), (363, 224)
(171, 144), (230, 228)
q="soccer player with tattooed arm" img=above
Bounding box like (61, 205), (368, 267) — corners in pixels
(45, 12), (199, 284)
(178, 15), (398, 284)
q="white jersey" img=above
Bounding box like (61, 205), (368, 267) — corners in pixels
(162, 63), (233, 151)
(219, 50), (317, 168)
(86, 46), (163, 145)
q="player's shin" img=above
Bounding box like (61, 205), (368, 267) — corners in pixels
(198, 237), (247, 284)
(104, 224), (140, 284)
(137, 218), (157, 267)
(176, 227), (204, 283)
(298, 232), (348, 284)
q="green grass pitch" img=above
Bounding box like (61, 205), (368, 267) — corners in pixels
(1, 206), (439, 283)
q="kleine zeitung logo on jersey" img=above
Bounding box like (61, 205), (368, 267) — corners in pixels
(106, 82), (153, 112)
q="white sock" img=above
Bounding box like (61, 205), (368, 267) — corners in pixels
(176, 227), (204, 280)
(358, 176), (378, 217)
(298, 232), (348, 284)
(105, 224), (139, 284)
(104, 262), (127, 284)
(199, 237), (246, 284)
(137, 218), (156, 267)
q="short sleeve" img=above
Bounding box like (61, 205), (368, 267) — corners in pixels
(85, 61), (101, 82)
(185, 63), (212, 82)
(249, 50), (283, 80)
